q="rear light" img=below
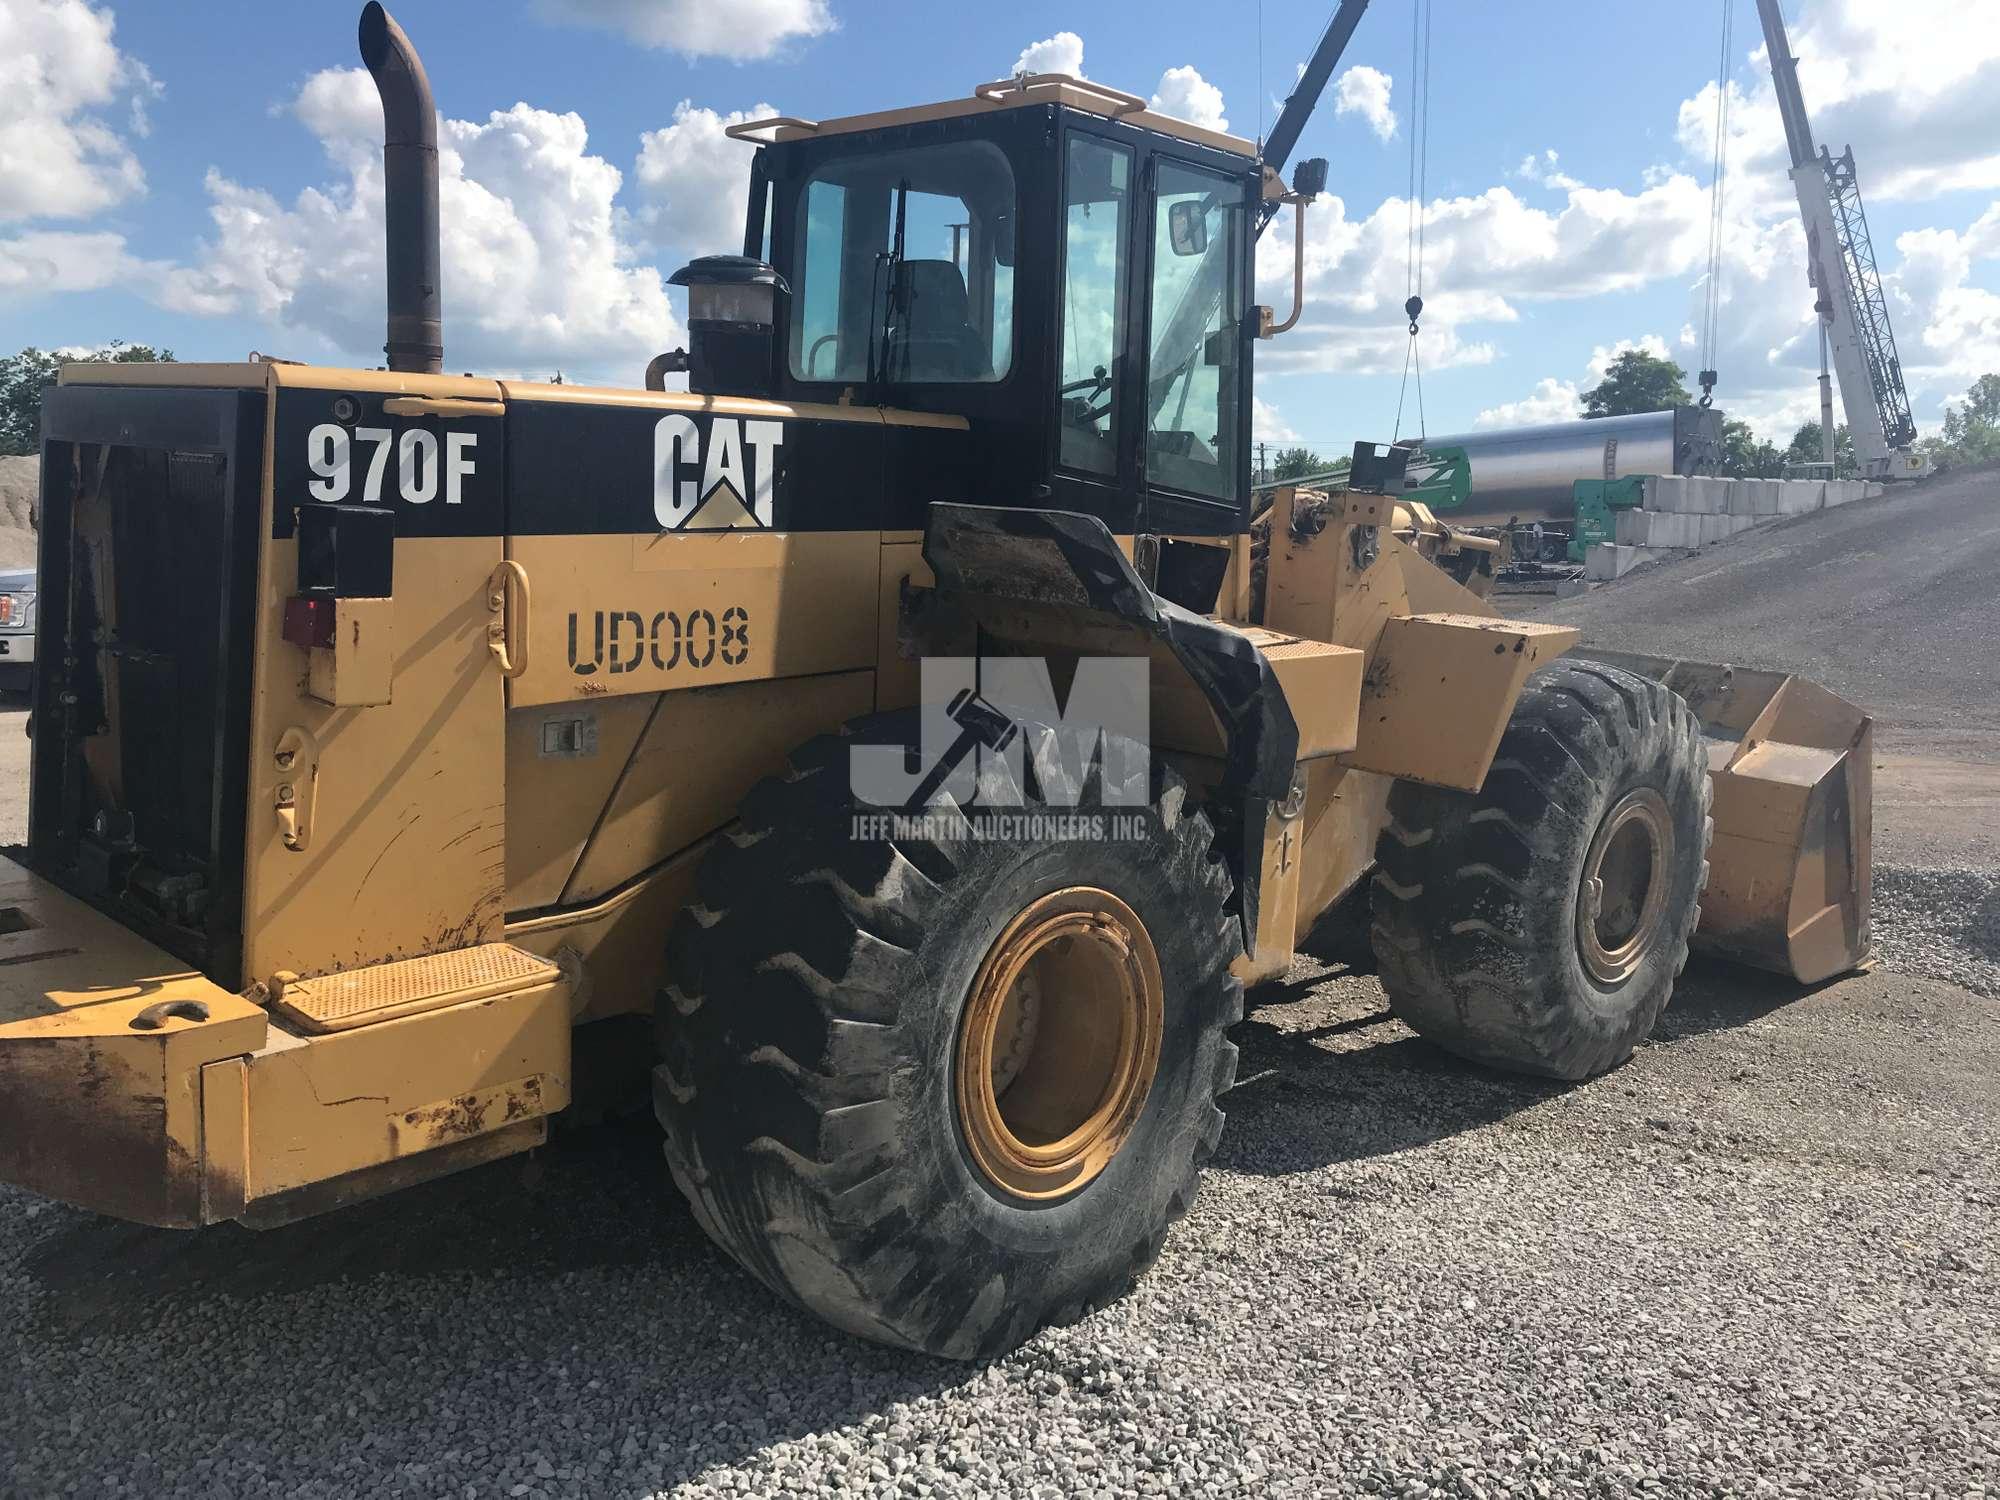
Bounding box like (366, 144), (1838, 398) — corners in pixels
(282, 594), (338, 650)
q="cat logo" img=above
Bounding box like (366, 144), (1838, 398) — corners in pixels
(654, 414), (784, 531)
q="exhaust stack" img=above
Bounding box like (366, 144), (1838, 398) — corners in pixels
(358, 3), (442, 374)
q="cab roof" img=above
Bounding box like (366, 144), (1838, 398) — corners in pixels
(726, 72), (1258, 162)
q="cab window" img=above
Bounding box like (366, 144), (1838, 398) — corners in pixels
(1057, 135), (1133, 477)
(1145, 160), (1246, 500)
(789, 141), (1016, 385)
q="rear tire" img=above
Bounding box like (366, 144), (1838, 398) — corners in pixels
(1370, 659), (1711, 1080)
(655, 710), (1240, 1358)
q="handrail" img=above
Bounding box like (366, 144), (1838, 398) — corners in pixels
(973, 73), (1147, 116)
(382, 395), (501, 419)
(488, 560), (530, 680)
(1264, 199), (1310, 337)
(724, 116), (820, 143)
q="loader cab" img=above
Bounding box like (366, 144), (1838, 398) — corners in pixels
(727, 79), (1263, 537)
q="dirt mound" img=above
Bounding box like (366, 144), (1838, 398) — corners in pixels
(0, 456), (37, 568)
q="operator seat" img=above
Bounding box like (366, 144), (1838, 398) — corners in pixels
(897, 260), (989, 380)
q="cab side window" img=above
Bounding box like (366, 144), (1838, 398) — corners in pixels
(1145, 161), (1247, 501)
(1057, 136), (1134, 478)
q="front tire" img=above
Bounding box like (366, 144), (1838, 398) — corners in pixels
(655, 711), (1240, 1358)
(1370, 659), (1711, 1080)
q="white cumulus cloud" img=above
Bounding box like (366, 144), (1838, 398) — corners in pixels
(1150, 66), (1227, 132)
(1013, 32), (1084, 78)
(1252, 395), (1300, 444)
(0, 0), (158, 223)
(536, 0), (833, 61)
(1473, 378), (1583, 429)
(0, 228), (152, 293)
(1332, 66), (1395, 143)
(1512, 149), (1583, 192)
(632, 100), (778, 262)
(1254, 175), (1711, 381)
(158, 67), (682, 381)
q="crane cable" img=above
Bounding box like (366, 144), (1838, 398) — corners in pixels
(1393, 0), (1433, 444)
(1697, 0), (1734, 407)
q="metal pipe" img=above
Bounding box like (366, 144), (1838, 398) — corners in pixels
(358, 3), (443, 375)
(1412, 411), (1700, 524)
(1265, 201), (1309, 336)
(645, 351), (687, 391)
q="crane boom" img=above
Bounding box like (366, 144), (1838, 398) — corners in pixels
(1752, 0), (1928, 479)
(1262, 0), (1373, 186)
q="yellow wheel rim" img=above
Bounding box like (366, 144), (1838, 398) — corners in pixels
(955, 887), (1164, 1202)
(1577, 788), (1673, 985)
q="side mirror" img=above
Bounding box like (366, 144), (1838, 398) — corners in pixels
(1167, 200), (1208, 257)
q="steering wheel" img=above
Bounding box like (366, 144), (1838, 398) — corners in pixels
(1060, 364), (1111, 398)
(1060, 366), (1114, 430)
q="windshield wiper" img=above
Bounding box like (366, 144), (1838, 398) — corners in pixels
(867, 178), (911, 389)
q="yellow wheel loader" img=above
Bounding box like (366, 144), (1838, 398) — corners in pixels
(0, 5), (1871, 1357)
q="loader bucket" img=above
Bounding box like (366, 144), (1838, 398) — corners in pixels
(1572, 650), (1871, 984)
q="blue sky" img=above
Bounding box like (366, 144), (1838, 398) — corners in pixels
(4, 0), (1997, 451)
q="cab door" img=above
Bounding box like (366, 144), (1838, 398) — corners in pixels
(1136, 156), (1254, 536)
(1050, 128), (1140, 519)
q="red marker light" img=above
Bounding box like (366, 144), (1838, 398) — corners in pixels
(282, 594), (337, 650)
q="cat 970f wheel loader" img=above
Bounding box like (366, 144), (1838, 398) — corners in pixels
(0, 5), (1871, 1357)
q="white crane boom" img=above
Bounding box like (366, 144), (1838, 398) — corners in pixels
(1753, 0), (1930, 480)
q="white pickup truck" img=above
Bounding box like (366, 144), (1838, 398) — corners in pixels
(0, 567), (35, 694)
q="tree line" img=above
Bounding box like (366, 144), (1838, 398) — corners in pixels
(0, 343), (175, 456)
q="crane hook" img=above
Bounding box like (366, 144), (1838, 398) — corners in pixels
(1404, 294), (1423, 336)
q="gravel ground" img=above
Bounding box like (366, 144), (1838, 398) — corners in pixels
(2, 953), (1994, 1498)
(1874, 864), (2000, 999)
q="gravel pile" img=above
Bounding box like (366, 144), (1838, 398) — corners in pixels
(0, 454), (37, 567)
(1873, 863), (2000, 999)
(3, 961), (1994, 1498)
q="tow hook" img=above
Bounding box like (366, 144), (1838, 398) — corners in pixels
(130, 999), (211, 1030)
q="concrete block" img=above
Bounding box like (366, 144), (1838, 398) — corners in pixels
(1728, 512), (1761, 534)
(1864, 481), (1885, 500)
(1775, 479), (1824, 514)
(1585, 543), (1665, 581)
(1555, 577), (1594, 599)
(1658, 476), (1708, 514)
(1693, 475), (1729, 513)
(1725, 479), (1759, 517)
(1698, 513), (1732, 544)
(1754, 479), (1785, 515)
(1641, 475), (1686, 511)
(1614, 508), (1700, 547)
